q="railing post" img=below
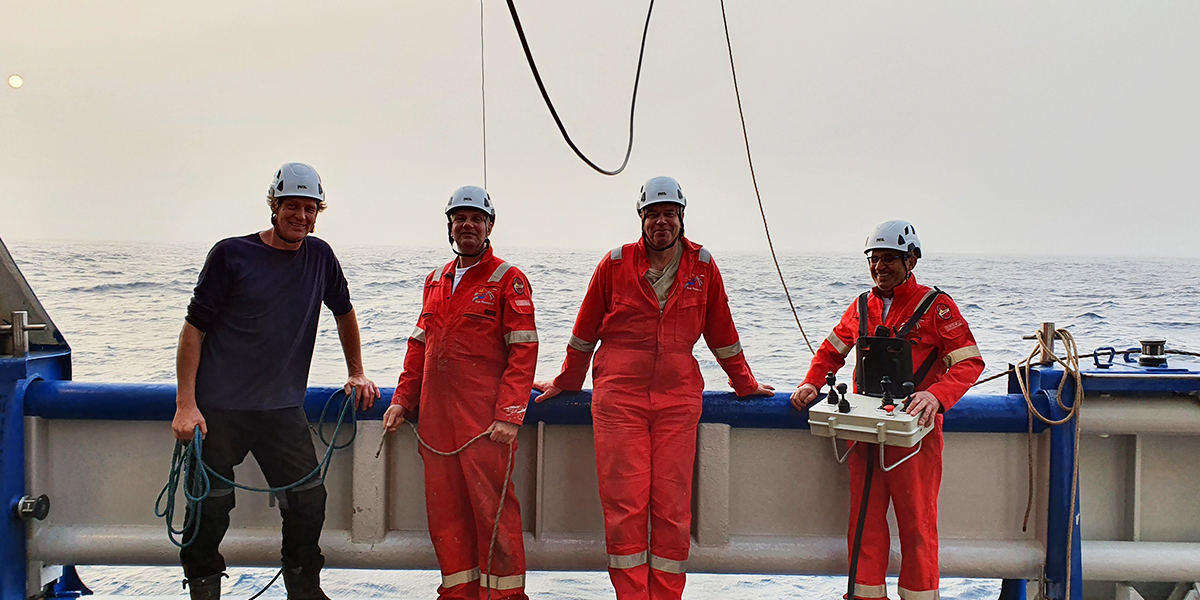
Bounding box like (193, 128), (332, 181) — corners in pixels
(1043, 369), (1083, 600)
(1040, 322), (1056, 365)
(999, 578), (1027, 600)
(0, 362), (30, 597)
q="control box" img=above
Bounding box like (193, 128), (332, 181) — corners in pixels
(808, 391), (932, 448)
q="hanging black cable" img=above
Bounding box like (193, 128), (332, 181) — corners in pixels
(503, 0), (654, 176)
(719, 0), (815, 354)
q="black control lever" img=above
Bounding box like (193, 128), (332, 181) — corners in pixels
(879, 376), (893, 409)
(901, 381), (915, 412)
(826, 371), (839, 405)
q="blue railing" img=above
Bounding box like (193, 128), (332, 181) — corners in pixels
(7, 352), (1200, 600)
(21, 380), (1051, 433)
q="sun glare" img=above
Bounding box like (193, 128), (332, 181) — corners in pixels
(7, 75), (23, 89)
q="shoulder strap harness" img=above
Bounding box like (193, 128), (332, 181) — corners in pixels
(857, 287), (948, 386)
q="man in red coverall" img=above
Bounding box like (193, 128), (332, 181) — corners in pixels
(535, 176), (774, 600)
(791, 220), (984, 600)
(383, 186), (537, 600)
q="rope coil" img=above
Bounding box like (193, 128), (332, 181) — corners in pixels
(1012, 329), (1083, 600)
(156, 388), (359, 549)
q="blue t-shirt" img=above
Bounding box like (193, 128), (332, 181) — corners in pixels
(186, 233), (352, 411)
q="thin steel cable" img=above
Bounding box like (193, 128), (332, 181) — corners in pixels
(503, 0), (653, 176)
(480, 0), (489, 188)
(719, 0), (815, 355)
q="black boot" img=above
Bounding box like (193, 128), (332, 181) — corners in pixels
(282, 566), (331, 600)
(183, 573), (226, 600)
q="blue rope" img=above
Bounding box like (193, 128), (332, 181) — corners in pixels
(156, 388), (358, 548)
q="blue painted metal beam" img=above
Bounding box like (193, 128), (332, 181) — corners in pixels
(22, 380), (1051, 432)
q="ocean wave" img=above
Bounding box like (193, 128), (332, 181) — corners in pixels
(63, 281), (174, 294)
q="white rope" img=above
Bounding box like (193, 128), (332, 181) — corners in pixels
(377, 421), (515, 600)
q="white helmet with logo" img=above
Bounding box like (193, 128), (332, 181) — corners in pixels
(268, 162), (324, 203)
(445, 185), (495, 220)
(865, 219), (922, 259)
(637, 176), (687, 213)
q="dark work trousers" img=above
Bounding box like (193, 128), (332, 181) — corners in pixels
(180, 406), (327, 578)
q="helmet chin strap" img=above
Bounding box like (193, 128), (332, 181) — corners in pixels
(900, 252), (918, 282)
(272, 219), (307, 245)
(450, 236), (490, 258)
(446, 218), (494, 258)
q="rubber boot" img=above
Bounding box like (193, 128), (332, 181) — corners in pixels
(183, 573), (225, 600)
(282, 566), (332, 600)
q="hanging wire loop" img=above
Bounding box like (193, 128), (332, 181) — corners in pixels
(503, 0), (654, 176)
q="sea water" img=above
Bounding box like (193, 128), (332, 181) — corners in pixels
(10, 240), (1200, 599)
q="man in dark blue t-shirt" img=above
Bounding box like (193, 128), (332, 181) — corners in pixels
(173, 162), (380, 600)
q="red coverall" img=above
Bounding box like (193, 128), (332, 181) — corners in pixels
(553, 238), (761, 600)
(802, 275), (983, 600)
(392, 247), (538, 600)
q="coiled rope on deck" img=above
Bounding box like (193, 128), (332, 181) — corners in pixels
(376, 421), (516, 600)
(155, 388), (359, 549)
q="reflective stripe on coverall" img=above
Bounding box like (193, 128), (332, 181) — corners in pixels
(554, 238), (760, 600)
(392, 246), (537, 600)
(802, 275), (984, 600)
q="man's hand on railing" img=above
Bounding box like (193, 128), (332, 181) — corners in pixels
(345, 374), (380, 411)
(790, 383), (818, 411)
(532, 381), (562, 403)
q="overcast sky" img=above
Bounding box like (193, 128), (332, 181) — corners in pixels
(2, 1), (1197, 257)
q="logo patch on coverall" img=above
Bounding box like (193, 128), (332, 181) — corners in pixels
(683, 274), (704, 291)
(472, 288), (496, 305)
(936, 303), (952, 320)
(513, 277), (525, 295)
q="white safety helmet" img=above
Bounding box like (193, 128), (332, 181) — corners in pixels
(445, 185), (495, 220)
(268, 162), (324, 203)
(864, 219), (922, 259)
(637, 176), (687, 213)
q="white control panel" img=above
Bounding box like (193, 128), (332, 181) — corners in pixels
(808, 391), (932, 448)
